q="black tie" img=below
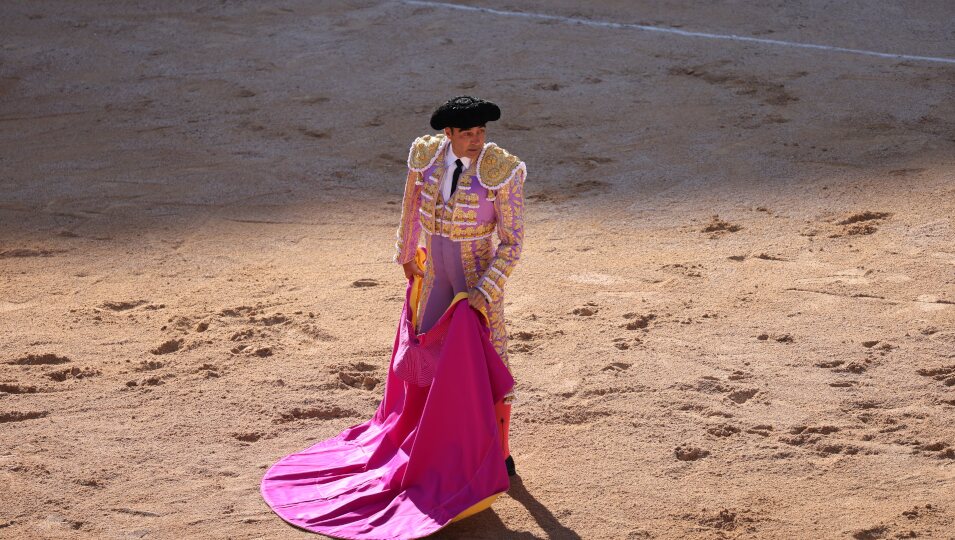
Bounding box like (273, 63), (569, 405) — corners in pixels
(450, 158), (463, 195)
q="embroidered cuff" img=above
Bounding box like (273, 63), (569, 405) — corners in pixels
(394, 242), (415, 265)
(476, 268), (506, 304)
(476, 283), (493, 304)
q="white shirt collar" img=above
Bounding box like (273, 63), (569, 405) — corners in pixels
(445, 144), (472, 171)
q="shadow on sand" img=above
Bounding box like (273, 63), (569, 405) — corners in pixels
(432, 475), (582, 539)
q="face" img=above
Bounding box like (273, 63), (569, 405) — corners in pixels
(444, 125), (486, 160)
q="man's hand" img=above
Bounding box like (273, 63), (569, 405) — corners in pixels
(467, 288), (488, 314)
(402, 260), (424, 281)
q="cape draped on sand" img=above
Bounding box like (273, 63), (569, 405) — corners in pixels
(260, 252), (515, 539)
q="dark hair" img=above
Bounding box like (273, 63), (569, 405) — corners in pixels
(449, 124), (487, 133)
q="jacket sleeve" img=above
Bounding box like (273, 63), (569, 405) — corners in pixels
(393, 168), (423, 264)
(475, 167), (525, 304)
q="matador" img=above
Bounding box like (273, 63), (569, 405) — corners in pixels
(393, 95), (526, 476)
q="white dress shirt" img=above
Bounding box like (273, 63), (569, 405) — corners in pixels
(440, 146), (471, 203)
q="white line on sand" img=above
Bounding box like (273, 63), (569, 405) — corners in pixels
(403, 0), (955, 66)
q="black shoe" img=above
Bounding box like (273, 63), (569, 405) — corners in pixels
(504, 455), (516, 477)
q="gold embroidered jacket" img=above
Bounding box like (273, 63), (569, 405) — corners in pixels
(393, 133), (526, 307)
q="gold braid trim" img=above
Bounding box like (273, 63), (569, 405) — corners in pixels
(407, 133), (449, 172)
(476, 143), (525, 190)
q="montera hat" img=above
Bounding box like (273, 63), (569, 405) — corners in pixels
(429, 96), (501, 130)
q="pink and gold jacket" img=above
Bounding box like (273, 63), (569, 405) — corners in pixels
(393, 133), (526, 312)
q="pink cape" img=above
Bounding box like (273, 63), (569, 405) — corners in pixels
(260, 279), (515, 539)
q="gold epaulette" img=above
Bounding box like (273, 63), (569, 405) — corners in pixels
(407, 133), (448, 172)
(476, 143), (526, 190)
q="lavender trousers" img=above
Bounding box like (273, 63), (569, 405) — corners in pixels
(418, 234), (469, 334)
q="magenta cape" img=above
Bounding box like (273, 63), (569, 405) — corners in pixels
(260, 280), (515, 539)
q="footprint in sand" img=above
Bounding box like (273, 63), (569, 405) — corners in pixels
(674, 445), (710, 461)
(815, 359), (845, 369)
(611, 337), (641, 350)
(913, 441), (955, 459)
(509, 329), (560, 354)
(622, 312), (656, 330)
(508, 342), (535, 354)
(901, 504), (936, 521)
(0, 383), (41, 394)
(700, 215), (742, 237)
(691, 376), (760, 404)
(512, 331), (536, 341)
(230, 342), (271, 357)
(816, 443), (868, 456)
(533, 82), (562, 91)
(128, 373), (175, 387)
(46, 366), (100, 382)
(100, 300), (148, 311)
(337, 361), (380, 391)
(727, 388), (759, 404)
(791, 425), (840, 436)
(133, 360), (164, 372)
(833, 357), (875, 374)
(0, 410), (49, 423)
(678, 402), (734, 419)
(602, 362), (632, 372)
(300, 323), (336, 341)
(193, 364), (220, 378)
(557, 408), (612, 426)
(694, 376), (732, 394)
(755, 332), (793, 343)
(219, 305), (258, 318)
(745, 425), (774, 437)
(232, 432), (264, 443)
(150, 339), (182, 355)
(727, 370), (752, 381)
(698, 508), (756, 532)
(916, 365), (955, 386)
(339, 372), (378, 391)
(861, 340), (897, 356)
(251, 313), (289, 326)
(166, 315), (200, 331)
(828, 210), (892, 237)
(274, 406), (357, 424)
(252, 346), (273, 358)
(510, 330), (538, 352)
(706, 423), (741, 437)
(0, 247), (65, 258)
(296, 127), (329, 140)
(661, 263), (703, 278)
(230, 328), (256, 341)
(837, 211), (892, 226)
(779, 425), (868, 456)
(6, 353), (70, 365)
(915, 294), (955, 308)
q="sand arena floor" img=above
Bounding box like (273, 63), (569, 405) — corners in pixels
(1, 1), (954, 538)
